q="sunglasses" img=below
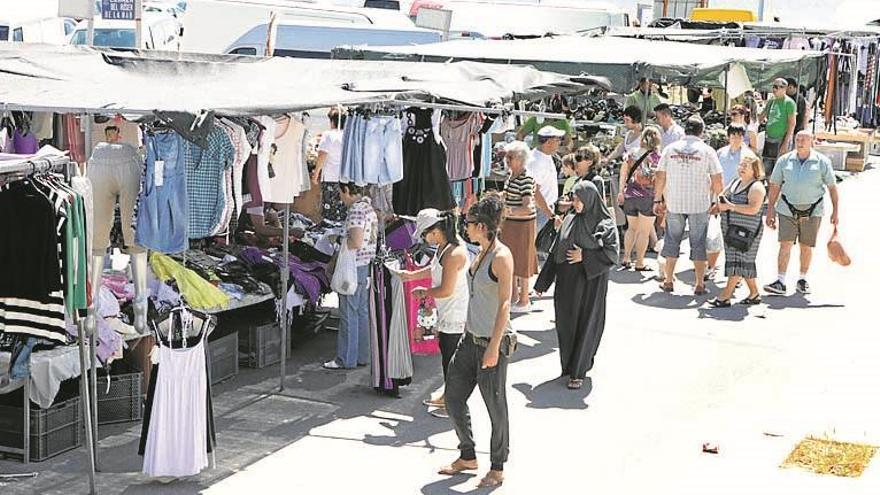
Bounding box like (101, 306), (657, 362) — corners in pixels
(574, 155), (593, 163)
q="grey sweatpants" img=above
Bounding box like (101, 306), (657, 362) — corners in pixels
(445, 334), (511, 471)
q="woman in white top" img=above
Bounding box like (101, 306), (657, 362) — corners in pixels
(605, 105), (644, 163)
(312, 107), (347, 221)
(402, 209), (469, 419)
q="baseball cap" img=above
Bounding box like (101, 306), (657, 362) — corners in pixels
(414, 208), (444, 241)
(537, 125), (566, 138)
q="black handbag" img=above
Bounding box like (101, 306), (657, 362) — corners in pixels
(535, 219), (557, 255)
(723, 180), (759, 253)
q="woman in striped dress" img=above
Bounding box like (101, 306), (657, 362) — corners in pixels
(498, 141), (538, 313)
(710, 155), (767, 307)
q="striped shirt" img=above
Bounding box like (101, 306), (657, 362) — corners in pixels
(504, 172), (536, 219)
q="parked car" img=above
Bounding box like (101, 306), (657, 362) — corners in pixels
(0, 15), (70, 44)
(226, 20), (442, 57)
(181, 0), (420, 54)
(69, 14), (183, 50)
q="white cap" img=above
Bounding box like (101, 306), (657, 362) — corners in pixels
(414, 208), (444, 241)
(537, 125), (566, 138)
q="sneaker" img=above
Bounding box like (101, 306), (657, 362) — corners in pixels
(322, 359), (348, 370)
(510, 303), (533, 314)
(429, 408), (449, 418)
(763, 280), (787, 295)
(796, 279), (810, 294)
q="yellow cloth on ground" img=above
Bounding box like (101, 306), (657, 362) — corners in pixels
(149, 253), (230, 310)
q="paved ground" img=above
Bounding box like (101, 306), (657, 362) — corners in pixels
(2, 165), (879, 495)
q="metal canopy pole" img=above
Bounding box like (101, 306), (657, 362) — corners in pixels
(279, 204), (290, 392)
(724, 64), (730, 122)
(82, 113), (100, 470)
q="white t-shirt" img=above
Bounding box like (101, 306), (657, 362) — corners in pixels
(526, 148), (559, 207)
(318, 129), (343, 183)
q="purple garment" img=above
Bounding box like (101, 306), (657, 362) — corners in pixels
(13, 130), (39, 155)
(271, 253), (329, 305)
(67, 318), (124, 365)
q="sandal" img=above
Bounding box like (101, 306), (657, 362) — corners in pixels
(709, 298), (732, 308)
(567, 378), (584, 390)
(634, 265), (653, 272)
(438, 459), (478, 476)
(741, 295), (762, 305)
(659, 282), (674, 293)
(477, 472), (504, 488)
(694, 286), (709, 296)
(620, 261), (633, 270)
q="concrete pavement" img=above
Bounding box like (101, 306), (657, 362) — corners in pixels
(2, 165), (879, 494)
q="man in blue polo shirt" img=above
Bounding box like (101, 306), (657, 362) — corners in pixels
(764, 130), (840, 296)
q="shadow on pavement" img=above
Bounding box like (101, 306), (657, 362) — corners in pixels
(421, 474), (485, 495)
(609, 267), (657, 285)
(762, 293), (846, 311)
(512, 377), (592, 410)
(631, 292), (706, 310)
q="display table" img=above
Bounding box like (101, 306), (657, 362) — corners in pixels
(816, 129), (877, 172)
(0, 346), (98, 409)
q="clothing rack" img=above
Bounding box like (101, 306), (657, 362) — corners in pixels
(0, 154), (99, 495)
(386, 100), (569, 120)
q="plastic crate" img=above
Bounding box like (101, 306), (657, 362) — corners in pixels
(97, 372), (143, 425)
(0, 396), (83, 462)
(239, 323), (283, 369)
(208, 331), (239, 385)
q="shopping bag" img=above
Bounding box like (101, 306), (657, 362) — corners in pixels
(330, 246), (358, 295)
(827, 226), (851, 266)
(535, 219), (557, 256)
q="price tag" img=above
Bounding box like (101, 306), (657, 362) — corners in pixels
(154, 160), (165, 187)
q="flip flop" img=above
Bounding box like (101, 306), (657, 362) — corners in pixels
(438, 461), (478, 476)
(659, 282), (674, 292)
(694, 287), (709, 296)
(478, 473), (504, 488)
(634, 265), (653, 272)
(567, 379), (584, 390)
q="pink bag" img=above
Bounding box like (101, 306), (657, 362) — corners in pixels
(404, 256), (440, 356)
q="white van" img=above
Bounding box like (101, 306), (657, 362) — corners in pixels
(181, 0), (420, 54)
(226, 20), (442, 57)
(408, 0), (629, 38)
(0, 16), (71, 44)
(69, 14), (183, 50)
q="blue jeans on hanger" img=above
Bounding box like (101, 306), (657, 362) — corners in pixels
(340, 116), (367, 186)
(10, 337), (37, 380)
(364, 116), (403, 186)
(336, 265), (371, 368)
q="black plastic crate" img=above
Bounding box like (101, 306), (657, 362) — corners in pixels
(97, 372), (143, 425)
(239, 323), (283, 369)
(208, 330), (239, 385)
(0, 396), (82, 462)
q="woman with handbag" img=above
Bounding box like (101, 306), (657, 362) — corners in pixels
(402, 209), (469, 419)
(324, 183), (379, 369)
(617, 126), (662, 271)
(552, 181), (618, 390)
(710, 156), (767, 307)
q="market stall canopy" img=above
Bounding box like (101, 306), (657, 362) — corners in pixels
(0, 43), (601, 116)
(333, 34), (827, 91)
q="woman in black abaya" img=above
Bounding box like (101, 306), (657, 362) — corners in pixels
(552, 181), (619, 390)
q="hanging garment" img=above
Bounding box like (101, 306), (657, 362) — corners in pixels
(441, 112), (484, 181)
(88, 142), (145, 255)
(340, 114), (367, 185)
(136, 131), (188, 253)
(142, 338), (210, 478)
(393, 109), (455, 216)
(363, 115), (404, 186)
(386, 263), (414, 381)
(403, 256), (440, 356)
(12, 129), (38, 155)
(369, 261), (413, 395)
(186, 125), (235, 239)
(263, 116), (307, 204)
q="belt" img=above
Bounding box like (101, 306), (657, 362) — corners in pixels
(466, 332), (516, 348)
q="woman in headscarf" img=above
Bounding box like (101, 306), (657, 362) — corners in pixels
(552, 181), (619, 389)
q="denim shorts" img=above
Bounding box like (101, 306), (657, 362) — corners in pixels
(661, 212), (710, 261)
(623, 196), (655, 217)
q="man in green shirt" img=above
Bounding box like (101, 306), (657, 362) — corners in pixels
(625, 77), (662, 124)
(760, 77), (797, 176)
(517, 116), (573, 147)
